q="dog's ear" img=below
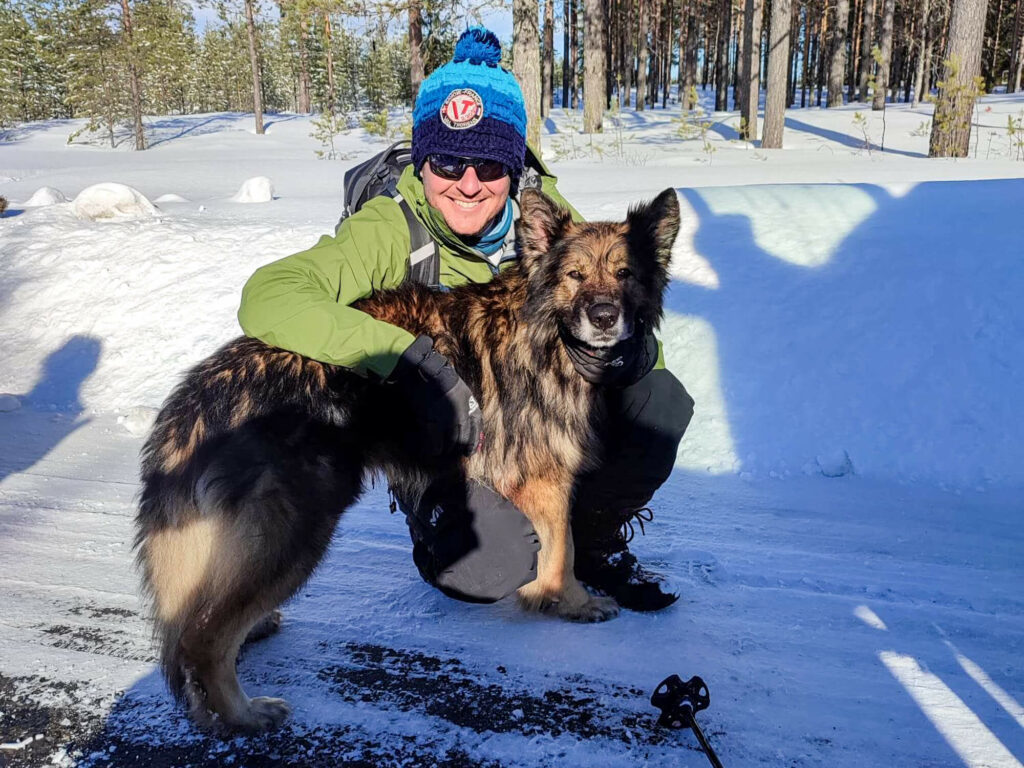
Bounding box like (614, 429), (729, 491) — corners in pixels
(517, 188), (574, 270)
(627, 188), (680, 268)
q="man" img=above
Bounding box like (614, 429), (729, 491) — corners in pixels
(238, 27), (693, 612)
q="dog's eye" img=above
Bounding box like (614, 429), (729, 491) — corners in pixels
(567, 270), (584, 281)
(616, 268), (632, 280)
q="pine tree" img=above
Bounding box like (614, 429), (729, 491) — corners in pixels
(65, 0), (128, 145)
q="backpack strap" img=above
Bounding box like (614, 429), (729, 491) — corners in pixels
(395, 194), (441, 290)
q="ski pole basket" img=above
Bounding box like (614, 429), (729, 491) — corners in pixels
(650, 674), (725, 768)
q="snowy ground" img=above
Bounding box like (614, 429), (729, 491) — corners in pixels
(1, 91), (1023, 767)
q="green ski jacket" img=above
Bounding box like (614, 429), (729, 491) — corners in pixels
(238, 153), (581, 379)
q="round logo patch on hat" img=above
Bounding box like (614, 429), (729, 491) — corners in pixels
(440, 89), (484, 130)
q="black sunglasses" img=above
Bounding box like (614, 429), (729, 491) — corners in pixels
(427, 154), (510, 182)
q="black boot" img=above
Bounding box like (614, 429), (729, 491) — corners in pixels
(573, 508), (679, 612)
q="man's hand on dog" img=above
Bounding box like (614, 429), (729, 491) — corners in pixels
(391, 335), (483, 457)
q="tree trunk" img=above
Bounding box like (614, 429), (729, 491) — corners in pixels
(543, 0), (554, 115)
(324, 13), (335, 112)
(683, 11), (699, 107)
(872, 0), (896, 108)
(638, 0), (650, 109)
(829, 0), (850, 104)
(787, 0), (799, 104)
(297, 14), (311, 113)
(649, 0), (661, 105)
(850, 0), (863, 96)
(986, 0), (1004, 87)
(801, 6), (810, 106)
(816, 10), (827, 105)
(716, 0), (732, 109)
(741, 0), (764, 135)
(410, 0), (424, 110)
(513, 0), (543, 148)
(1005, 0), (1023, 90)
(703, 18), (713, 87)
(243, 0), (265, 134)
(563, 0), (571, 105)
(663, 0), (674, 107)
(584, 0), (607, 129)
(858, 0), (877, 99)
(609, 0), (617, 109)
(929, 0), (989, 156)
(764, 0), (793, 146)
(119, 0), (146, 150)
(912, 0), (931, 103)
(623, 0), (635, 106)
(571, 0), (580, 107)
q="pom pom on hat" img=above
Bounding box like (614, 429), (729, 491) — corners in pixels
(453, 27), (502, 65)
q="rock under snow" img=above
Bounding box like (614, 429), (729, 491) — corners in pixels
(72, 183), (158, 222)
(24, 186), (68, 207)
(816, 449), (855, 478)
(231, 176), (274, 203)
(117, 406), (159, 436)
(0, 394), (22, 412)
(154, 193), (190, 204)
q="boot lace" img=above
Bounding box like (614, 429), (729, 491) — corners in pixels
(619, 507), (654, 543)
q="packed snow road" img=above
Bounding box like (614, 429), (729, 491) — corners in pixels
(1, 410), (1021, 767)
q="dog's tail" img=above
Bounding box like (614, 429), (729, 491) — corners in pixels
(135, 336), (358, 700)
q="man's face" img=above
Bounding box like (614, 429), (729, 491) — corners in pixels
(422, 160), (511, 237)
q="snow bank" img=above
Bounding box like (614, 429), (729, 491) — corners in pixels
(72, 183), (158, 222)
(24, 186), (68, 207)
(230, 176), (274, 203)
(154, 193), (190, 204)
(0, 393), (21, 412)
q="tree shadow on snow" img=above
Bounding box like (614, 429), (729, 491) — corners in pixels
(0, 119), (69, 144)
(783, 116), (926, 157)
(669, 179), (1024, 487)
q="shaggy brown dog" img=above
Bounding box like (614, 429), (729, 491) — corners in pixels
(135, 188), (681, 731)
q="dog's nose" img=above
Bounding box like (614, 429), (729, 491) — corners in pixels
(587, 303), (619, 331)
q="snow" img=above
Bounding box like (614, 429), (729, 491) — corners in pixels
(230, 175), (275, 203)
(71, 183), (159, 222)
(23, 186), (68, 207)
(1, 93), (1022, 767)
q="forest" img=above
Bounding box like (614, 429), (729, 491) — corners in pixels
(1, 0), (1016, 156)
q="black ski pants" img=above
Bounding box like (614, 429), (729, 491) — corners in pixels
(398, 368), (694, 603)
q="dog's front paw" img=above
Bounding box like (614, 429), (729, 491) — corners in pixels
(558, 594), (620, 623)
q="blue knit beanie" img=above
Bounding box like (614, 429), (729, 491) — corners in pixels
(412, 27), (527, 190)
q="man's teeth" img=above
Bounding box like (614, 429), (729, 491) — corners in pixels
(453, 200), (481, 209)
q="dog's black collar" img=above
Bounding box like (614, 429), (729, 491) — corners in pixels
(558, 321), (657, 387)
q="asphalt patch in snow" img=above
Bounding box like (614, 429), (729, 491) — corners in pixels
(318, 642), (673, 745)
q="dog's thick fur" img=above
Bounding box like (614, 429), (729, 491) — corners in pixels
(135, 188), (681, 731)
(0, 196), (7, 216)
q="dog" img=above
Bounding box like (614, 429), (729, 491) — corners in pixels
(135, 187), (681, 731)
(0, 196), (7, 216)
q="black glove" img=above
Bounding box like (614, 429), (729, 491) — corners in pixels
(390, 335), (483, 457)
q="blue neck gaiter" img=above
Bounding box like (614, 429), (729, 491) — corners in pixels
(469, 200), (514, 256)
